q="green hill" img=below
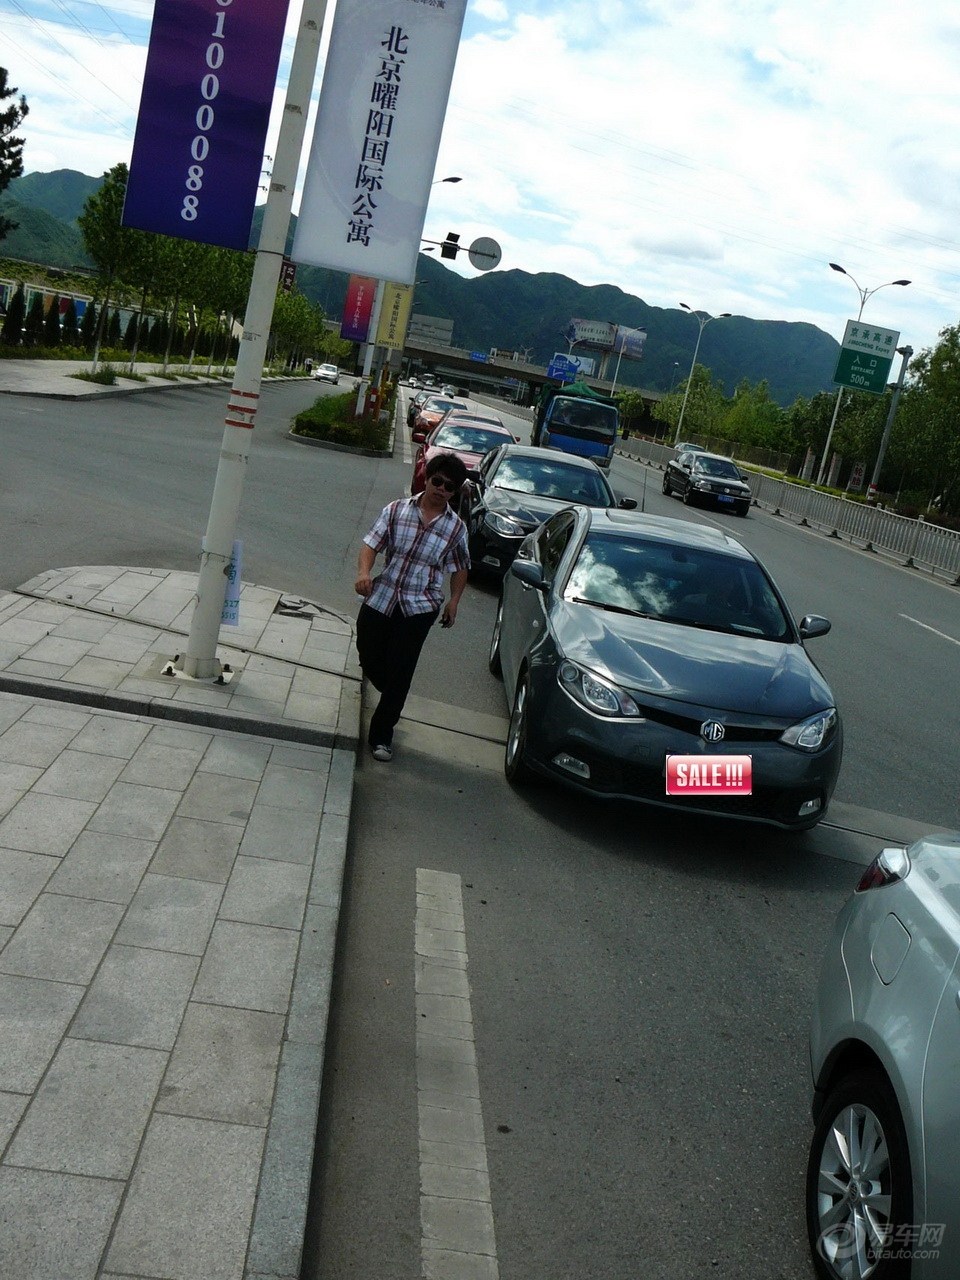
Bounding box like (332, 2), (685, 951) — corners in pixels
(6, 169), (839, 405)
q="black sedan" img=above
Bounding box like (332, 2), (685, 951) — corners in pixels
(489, 506), (841, 829)
(462, 444), (636, 576)
(663, 451), (752, 516)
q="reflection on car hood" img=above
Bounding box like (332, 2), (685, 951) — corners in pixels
(553, 601), (833, 717)
(485, 486), (603, 526)
(426, 445), (488, 470)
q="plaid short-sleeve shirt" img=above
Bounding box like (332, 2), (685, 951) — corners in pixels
(363, 497), (470, 616)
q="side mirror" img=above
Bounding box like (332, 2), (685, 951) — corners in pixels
(412, 430), (426, 444)
(510, 559), (547, 592)
(618, 497), (638, 510)
(799, 614), (831, 640)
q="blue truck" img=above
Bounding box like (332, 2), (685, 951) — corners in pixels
(530, 380), (619, 470)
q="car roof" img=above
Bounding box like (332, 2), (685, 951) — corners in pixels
(493, 444), (604, 471)
(688, 451), (739, 464)
(580, 507), (755, 559)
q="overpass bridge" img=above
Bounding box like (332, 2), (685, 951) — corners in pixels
(399, 338), (664, 413)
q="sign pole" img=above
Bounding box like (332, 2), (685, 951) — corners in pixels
(178, 0), (329, 678)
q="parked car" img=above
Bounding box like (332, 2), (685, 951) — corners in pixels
(412, 419), (518, 494)
(663, 450), (752, 516)
(441, 383), (457, 396)
(490, 505), (841, 828)
(313, 362), (339, 384)
(462, 444), (636, 577)
(807, 832), (960, 1280)
(406, 390), (432, 428)
(410, 395), (468, 439)
(673, 441), (706, 455)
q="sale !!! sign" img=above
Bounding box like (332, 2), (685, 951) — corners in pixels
(123, 0), (290, 251)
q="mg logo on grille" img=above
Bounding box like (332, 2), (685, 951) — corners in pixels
(700, 720), (725, 743)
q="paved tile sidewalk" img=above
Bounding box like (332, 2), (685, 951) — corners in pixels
(0, 566), (361, 1279)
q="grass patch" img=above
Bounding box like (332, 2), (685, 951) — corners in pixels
(292, 390), (390, 451)
(72, 363), (118, 385)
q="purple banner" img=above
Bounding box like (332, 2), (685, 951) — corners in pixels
(123, 0), (290, 251)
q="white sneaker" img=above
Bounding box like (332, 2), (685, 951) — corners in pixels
(371, 744), (393, 762)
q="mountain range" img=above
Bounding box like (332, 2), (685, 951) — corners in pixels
(1, 170), (839, 404)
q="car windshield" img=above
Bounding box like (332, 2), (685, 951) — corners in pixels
(692, 457), (742, 480)
(563, 533), (791, 640)
(424, 398), (461, 415)
(434, 425), (510, 453)
(492, 456), (612, 505)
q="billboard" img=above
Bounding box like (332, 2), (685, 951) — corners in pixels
(123, 0), (290, 250)
(566, 318), (617, 350)
(613, 326), (647, 359)
(292, 0), (468, 284)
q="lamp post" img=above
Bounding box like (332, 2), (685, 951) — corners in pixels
(815, 263), (910, 485)
(673, 304), (731, 444)
(432, 175), (462, 185)
(867, 345), (913, 499)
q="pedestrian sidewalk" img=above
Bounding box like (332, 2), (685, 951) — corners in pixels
(0, 357), (306, 400)
(0, 564), (361, 1280)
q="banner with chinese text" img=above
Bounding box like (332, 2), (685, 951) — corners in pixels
(292, 0), (468, 284)
(376, 281), (413, 350)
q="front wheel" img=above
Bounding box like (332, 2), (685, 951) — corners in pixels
(504, 673), (535, 785)
(806, 1070), (913, 1280)
(662, 474), (671, 495)
(682, 486), (694, 506)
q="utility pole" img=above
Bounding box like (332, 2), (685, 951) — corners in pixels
(178, 0), (328, 678)
(867, 345), (912, 500)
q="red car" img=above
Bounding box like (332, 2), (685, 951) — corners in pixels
(411, 417), (518, 494)
(410, 395), (468, 439)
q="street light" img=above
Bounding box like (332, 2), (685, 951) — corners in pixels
(673, 304), (731, 444)
(816, 264), (911, 485)
(432, 175), (462, 185)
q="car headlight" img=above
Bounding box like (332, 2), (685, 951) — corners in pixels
(485, 511), (526, 537)
(559, 661), (641, 718)
(780, 707), (838, 752)
(694, 480), (712, 491)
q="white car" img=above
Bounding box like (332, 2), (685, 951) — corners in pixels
(313, 363), (339, 384)
(807, 832), (960, 1279)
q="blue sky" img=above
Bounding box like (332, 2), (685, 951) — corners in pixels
(3, 0), (958, 357)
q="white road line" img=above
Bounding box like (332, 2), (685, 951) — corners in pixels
(415, 868), (499, 1280)
(899, 614), (960, 647)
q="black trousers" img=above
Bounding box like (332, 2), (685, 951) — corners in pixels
(356, 602), (438, 747)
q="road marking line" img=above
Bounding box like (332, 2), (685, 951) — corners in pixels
(899, 614), (960, 647)
(416, 868), (499, 1279)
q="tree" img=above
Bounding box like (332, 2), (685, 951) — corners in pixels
(24, 293), (44, 346)
(78, 163), (137, 367)
(44, 295), (62, 347)
(1, 281), (24, 344)
(61, 298), (80, 347)
(79, 300), (97, 349)
(894, 327), (960, 513)
(0, 69), (28, 242)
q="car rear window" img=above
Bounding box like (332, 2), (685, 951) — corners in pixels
(563, 533), (791, 640)
(434, 425), (511, 453)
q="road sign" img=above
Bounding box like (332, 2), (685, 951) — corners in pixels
(468, 236), (501, 271)
(833, 319), (899, 395)
(547, 354), (580, 381)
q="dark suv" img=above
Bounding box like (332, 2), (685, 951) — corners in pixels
(663, 451), (752, 516)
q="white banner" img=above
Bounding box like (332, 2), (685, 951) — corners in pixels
(292, 0), (468, 284)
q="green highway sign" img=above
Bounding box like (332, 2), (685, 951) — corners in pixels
(833, 347), (892, 395)
(833, 318), (899, 395)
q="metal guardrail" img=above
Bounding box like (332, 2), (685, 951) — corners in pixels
(617, 437), (960, 586)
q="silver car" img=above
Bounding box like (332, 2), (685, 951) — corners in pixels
(807, 832), (960, 1279)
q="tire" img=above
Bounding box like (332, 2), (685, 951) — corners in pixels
(806, 1070), (913, 1280)
(488, 597), (504, 676)
(662, 473), (671, 495)
(736, 504), (749, 518)
(504, 672), (535, 785)
(682, 485), (694, 506)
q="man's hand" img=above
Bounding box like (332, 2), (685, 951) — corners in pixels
(355, 575), (373, 598)
(440, 600), (458, 628)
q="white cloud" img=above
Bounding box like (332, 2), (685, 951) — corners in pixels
(5, 0), (958, 356)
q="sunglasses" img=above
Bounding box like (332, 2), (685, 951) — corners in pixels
(428, 476), (460, 493)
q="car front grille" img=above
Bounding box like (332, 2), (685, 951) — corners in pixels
(632, 702), (783, 742)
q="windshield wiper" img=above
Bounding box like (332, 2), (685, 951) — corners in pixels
(568, 596), (654, 618)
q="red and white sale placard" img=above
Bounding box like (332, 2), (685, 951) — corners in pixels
(666, 755), (753, 795)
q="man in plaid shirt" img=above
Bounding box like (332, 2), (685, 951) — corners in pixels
(354, 452), (470, 761)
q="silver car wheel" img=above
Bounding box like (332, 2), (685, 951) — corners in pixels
(488, 599), (503, 676)
(814, 1102), (892, 1279)
(504, 674), (534, 784)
